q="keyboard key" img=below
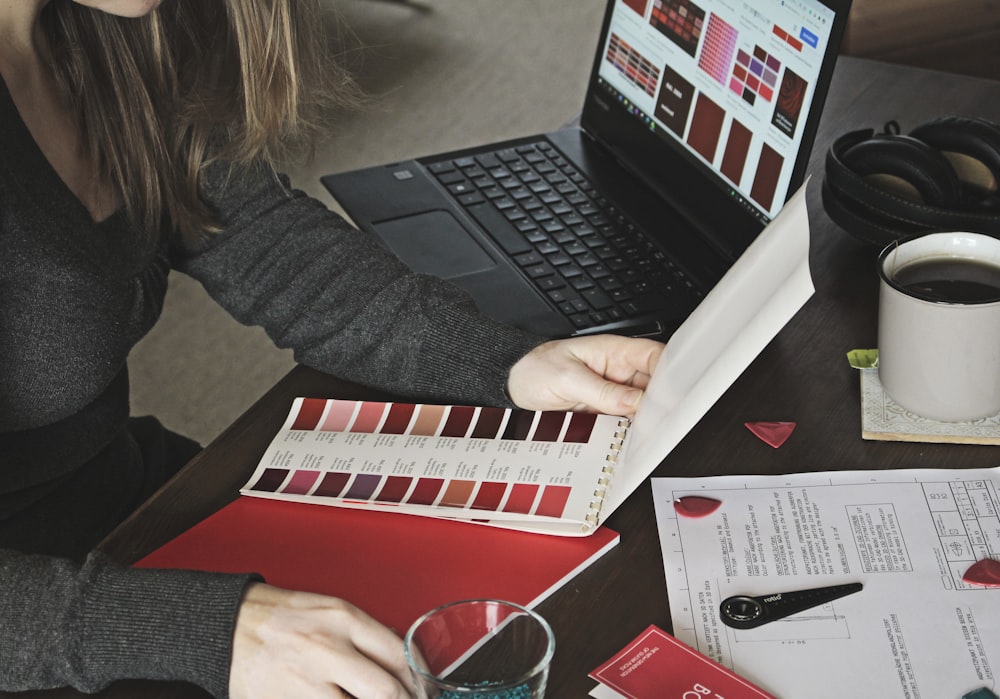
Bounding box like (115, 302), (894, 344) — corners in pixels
(515, 251), (543, 267)
(582, 288), (613, 310)
(537, 276), (566, 291)
(437, 171), (466, 185)
(476, 154), (501, 169)
(525, 262), (555, 278)
(428, 161), (455, 174)
(447, 182), (475, 195)
(458, 192), (485, 206)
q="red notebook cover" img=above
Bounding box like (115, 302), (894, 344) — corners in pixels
(136, 497), (619, 635)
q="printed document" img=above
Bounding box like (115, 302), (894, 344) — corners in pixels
(653, 468), (1000, 698)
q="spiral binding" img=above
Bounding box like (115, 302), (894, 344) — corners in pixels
(583, 416), (631, 531)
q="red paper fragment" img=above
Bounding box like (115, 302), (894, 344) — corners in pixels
(745, 421), (796, 448)
(963, 559), (1000, 587)
(675, 496), (722, 518)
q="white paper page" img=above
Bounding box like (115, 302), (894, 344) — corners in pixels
(605, 181), (814, 516)
(589, 684), (626, 699)
(652, 468), (1000, 698)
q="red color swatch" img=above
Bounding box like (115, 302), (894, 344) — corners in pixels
(674, 496), (722, 518)
(745, 421), (796, 448)
(963, 559), (1000, 587)
(686, 93), (726, 163)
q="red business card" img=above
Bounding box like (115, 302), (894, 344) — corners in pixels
(590, 625), (776, 699)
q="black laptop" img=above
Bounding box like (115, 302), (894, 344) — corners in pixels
(323, 0), (851, 339)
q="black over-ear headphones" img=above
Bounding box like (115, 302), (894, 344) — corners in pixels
(822, 116), (1000, 247)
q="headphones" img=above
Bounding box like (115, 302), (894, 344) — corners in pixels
(822, 116), (1000, 247)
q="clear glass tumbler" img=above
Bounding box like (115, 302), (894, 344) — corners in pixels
(404, 599), (555, 698)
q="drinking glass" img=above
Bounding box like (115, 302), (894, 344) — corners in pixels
(404, 599), (555, 698)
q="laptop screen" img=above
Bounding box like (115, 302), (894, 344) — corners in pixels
(587, 0), (848, 225)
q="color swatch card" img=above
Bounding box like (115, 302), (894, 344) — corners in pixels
(242, 397), (629, 536)
(588, 625), (776, 699)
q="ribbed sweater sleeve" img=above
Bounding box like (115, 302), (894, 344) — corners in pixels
(176, 159), (547, 407)
(0, 549), (258, 698)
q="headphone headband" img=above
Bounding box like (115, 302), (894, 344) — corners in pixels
(823, 117), (1000, 246)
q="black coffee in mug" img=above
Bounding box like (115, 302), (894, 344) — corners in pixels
(892, 257), (1000, 303)
(878, 232), (1000, 422)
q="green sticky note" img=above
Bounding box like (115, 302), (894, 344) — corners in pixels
(847, 349), (879, 369)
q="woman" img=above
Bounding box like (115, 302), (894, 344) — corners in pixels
(0, 1), (664, 697)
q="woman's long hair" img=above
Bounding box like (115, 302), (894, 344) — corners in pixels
(39, 0), (360, 243)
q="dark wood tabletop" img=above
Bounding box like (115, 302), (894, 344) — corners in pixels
(8, 56), (1000, 699)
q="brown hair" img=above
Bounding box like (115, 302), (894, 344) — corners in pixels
(40, 0), (360, 243)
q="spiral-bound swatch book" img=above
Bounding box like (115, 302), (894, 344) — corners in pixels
(241, 397), (630, 536)
(243, 182), (816, 536)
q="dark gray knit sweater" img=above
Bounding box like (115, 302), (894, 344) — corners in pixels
(0, 75), (543, 697)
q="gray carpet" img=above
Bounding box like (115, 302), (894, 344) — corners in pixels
(128, 0), (606, 446)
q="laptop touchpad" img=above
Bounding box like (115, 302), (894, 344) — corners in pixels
(373, 211), (496, 279)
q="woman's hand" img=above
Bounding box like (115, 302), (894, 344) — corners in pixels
(229, 583), (413, 699)
(507, 335), (664, 416)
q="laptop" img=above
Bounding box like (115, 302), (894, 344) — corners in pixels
(322, 0), (851, 339)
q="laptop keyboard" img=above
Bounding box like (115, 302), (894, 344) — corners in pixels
(426, 140), (703, 332)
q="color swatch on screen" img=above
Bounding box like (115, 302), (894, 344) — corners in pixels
(686, 93), (726, 163)
(622, 0), (648, 17)
(773, 68), (807, 138)
(649, 0), (705, 57)
(730, 45), (780, 105)
(655, 63), (695, 136)
(607, 33), (661, 97)
(697, 13), (738, 86)
(720, 118), (752, 185)
(750, 142), (783, 211)
(772, 23), (804, 52)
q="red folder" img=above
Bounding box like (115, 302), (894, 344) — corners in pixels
(136, 497), (619, 635)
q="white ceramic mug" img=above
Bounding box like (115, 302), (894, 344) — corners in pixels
(877, 231), (1000, 422)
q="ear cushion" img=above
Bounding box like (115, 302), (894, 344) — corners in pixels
(910, 116), (1000, 198)
(838, 132), (963, 207)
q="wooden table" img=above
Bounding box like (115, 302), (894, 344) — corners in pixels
(10, 56), (1000, 698)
